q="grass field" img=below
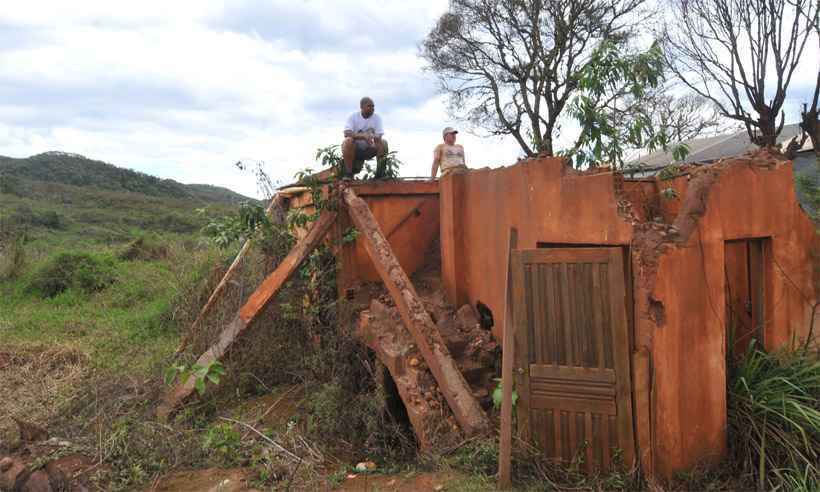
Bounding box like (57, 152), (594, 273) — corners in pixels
(1, 155), (817, 491)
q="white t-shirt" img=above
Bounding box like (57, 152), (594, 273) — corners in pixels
(345, 112), (384, 137)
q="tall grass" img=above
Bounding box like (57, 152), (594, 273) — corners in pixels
(727, 343), (820, 491)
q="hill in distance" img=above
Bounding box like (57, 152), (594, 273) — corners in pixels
(0, 151), (257, 248)
(0, 151), (253, 204)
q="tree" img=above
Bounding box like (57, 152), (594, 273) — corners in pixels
(663, 0), (819, 148)
(796, 67), (820, 158)
(421, 0), (653, 159)
(639, 91), (733, 143)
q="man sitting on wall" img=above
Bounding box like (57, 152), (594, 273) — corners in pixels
(431, 127), (468, 178)
(341, 97), (389, 179)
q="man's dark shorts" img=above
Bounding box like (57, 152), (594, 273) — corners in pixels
(354, 140), (378, 168)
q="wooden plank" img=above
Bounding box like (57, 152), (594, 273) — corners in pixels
(553, 409), (563, 461)
(529, 380), (617, 398)
(559, 263), (574, 367)
(578, 264), (592, 366)
(602, 414), (611, 469)
(530, 395), (616, 416)
(600, 264), (615, 369)
(591, 263), (606, 369)
(533, 265), (546, 364)
(157, 208), (337, 419)
(342, 187), (488, 436)
(521, 248), (612, 265)
(240, 210), (338, 322)
(174, 194), (286, 357)
(546, 265), (560, 366)
(498, 228), (518, 489)
(633, 346), (653, 475)
(607, 248), (636, 468)
(567, 409), (578, 464)
(529, 364), (616, 383)
(511, 249), (531, 441)
(749, 239), (766, 346)
(585, 412), (594, 473)
(525, 266), (536, 365)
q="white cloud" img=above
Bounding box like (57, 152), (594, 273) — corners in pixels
(0, 1), (816, 199)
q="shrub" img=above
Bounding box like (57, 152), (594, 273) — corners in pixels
(0, 232), (26, 280)
(9, 205), (64, 229)
(28, 252), (117, 298)
(118, 236), (169, 261)
(727, 344), (820, 490)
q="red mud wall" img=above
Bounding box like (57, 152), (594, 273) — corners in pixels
(337, 181), (440, 285)
(643, 158), (818, 475)
(440, 157), (633, 341)
(440, 154), (817, 478)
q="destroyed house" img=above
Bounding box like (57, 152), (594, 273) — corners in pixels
(162, 149), (818, 479)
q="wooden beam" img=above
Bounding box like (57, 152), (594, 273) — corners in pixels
(174, 194), (287, 357)
(239, 210), (337, 322)
(498, 227), (518, 489)
(342, 187), (489, 436)
(633, 346), (653, 475)
(157, 208), (337, 419)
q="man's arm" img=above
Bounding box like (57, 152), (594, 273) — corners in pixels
(431, 145), (441, 178)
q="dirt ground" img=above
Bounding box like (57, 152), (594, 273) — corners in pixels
(147, 468), (470, 492)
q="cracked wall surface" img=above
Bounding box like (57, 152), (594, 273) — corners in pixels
(439, 151), (818, 477)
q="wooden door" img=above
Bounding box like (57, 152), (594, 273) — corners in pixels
(511, 247), (635, 472)
(725, 239), (766, 356)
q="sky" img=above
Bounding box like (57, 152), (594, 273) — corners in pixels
(0, 1), (817, 198)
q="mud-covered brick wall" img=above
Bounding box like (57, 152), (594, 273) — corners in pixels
(635, 152), (818, 476)
(439, 151), (818, 478)
(287, 180), (440, 288)
(440, 157), (634, 341)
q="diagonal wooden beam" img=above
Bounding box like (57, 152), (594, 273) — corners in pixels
(174, 194), (287, 357)
(157, 209), (338, 419)
(342, 187), (489, 436)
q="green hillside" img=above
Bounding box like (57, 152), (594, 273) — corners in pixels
(0, 151), (252, 372)
(0, 151), (252, 204)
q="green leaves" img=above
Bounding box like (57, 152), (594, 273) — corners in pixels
(727, 343), (820, 489)
(164, 360), (226, 397)
(202, 202), (272, 249)
(567, 40), (670, 168)
(491, 378), (519, 411)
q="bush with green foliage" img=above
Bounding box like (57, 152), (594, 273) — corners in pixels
(727, 344), (819, 490)
(27, 252), (117, 298)
(9, 205), (65, 229)
(313, 144), (403, 180)
(0, 232), (26, 280)
(201, 202), (272, 248)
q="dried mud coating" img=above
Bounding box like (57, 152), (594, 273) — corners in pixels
(343, 187), (489, 436)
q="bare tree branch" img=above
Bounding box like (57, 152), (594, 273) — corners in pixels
(421, 0), (649, 157)
(663, 0), (819, 147)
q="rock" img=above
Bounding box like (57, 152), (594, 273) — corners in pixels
(409, 357), (420, 367)
(0, 457), (12, 472)
(355, 461), (376, 472)
(21, 470), (53, 492)
(13, 418), (48, 443)
(0, 457), (25, 490)
(455, 305), (480, 331)
(434, 484), (445, 491)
